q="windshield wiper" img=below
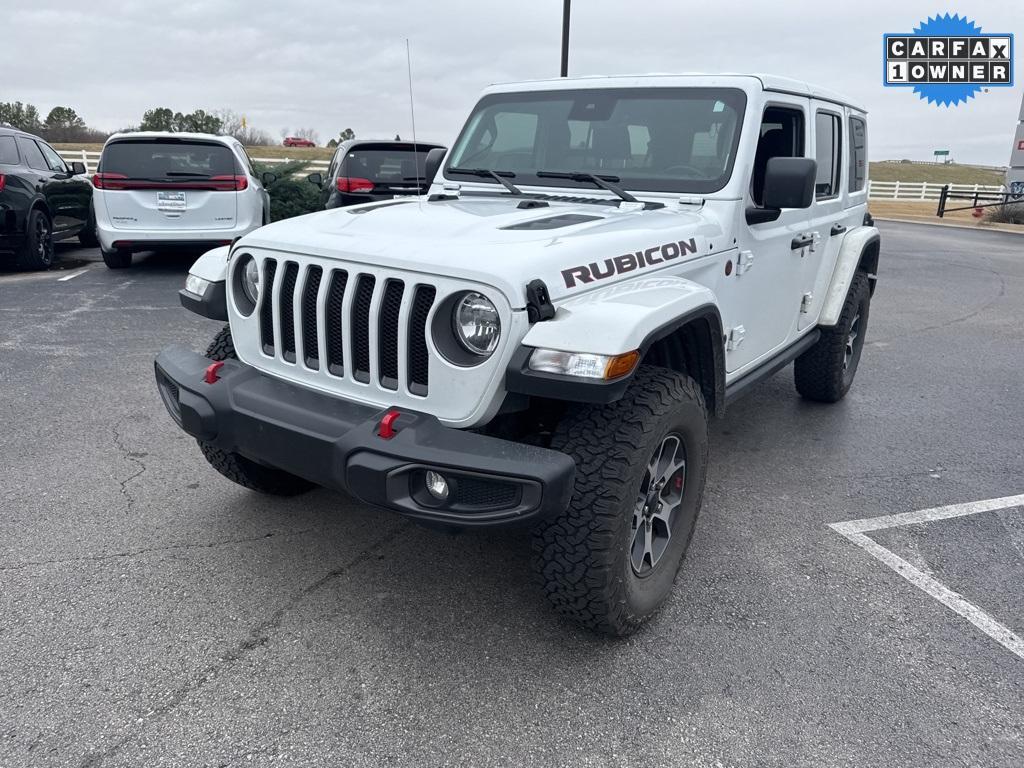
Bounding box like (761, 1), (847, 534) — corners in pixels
(447, 167), (522, 195)
(535, 171), (638, 204)
(164, 171), (210, 177)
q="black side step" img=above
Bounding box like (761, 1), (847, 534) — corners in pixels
(724, 331), (820, 405)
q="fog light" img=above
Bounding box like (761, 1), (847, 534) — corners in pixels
(425, 471), (449, 501)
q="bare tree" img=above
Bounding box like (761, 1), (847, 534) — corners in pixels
(295, 127), (319, 145)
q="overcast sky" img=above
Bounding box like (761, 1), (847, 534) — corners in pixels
(4, 0), (1021, 166)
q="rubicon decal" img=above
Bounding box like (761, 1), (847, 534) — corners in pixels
(561, 238), (698, 288)
(883, 14), (1013, 107)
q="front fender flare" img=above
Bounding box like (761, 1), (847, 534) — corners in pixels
(180, 245), (230, 320)
(506, 276), (724, 407)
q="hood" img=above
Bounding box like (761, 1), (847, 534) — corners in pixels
(238, 195), (729, 308)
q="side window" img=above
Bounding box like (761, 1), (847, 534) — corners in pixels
(848, 116), (867, 192)
(0, 136), (19, 165)
(37, 141), (68, 173)
(16, 137), (48, 171)
(751, 106), (805, 206)
(814, 112), (842, 199)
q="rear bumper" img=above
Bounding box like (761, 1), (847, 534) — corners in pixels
(96, 223), (258, 252)
(154, 346), (575, 527)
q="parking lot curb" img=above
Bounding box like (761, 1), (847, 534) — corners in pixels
(874, 216), (1024, 235)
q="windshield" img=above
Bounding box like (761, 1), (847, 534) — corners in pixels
(100, 139), (239, 180)
(446, 87), (746, 194)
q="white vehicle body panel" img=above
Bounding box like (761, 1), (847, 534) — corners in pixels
(520, 277), (718, 356)
(220, 74), (874, 426)
(188, 246), (230, 283)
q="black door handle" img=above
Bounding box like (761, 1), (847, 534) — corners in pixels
(830, 224), (847, 236)
(791, 235), (813, 250)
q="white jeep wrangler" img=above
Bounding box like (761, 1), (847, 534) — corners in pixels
(156, 74), (879, 635)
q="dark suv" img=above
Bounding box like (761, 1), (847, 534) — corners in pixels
(0, 126), (95, 269)
(308, 140), (445, 209)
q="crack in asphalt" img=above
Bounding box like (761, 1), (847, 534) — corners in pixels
(111, 422), (147, 518)
(76, 521), (411, 768)
(0, 527), (325, 572)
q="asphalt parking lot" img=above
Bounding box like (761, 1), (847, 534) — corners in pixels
(1, 220), (1022, 767)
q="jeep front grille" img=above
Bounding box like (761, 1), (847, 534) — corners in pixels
(256, 257), (438, 395)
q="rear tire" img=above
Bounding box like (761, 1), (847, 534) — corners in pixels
(794, 271), (871, 403)
(532, 366), (709, 636)
(101, 248), (132, 269)
(16, 209), (54, 270)
(197, 325), (314, 496)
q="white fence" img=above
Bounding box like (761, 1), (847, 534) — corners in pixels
(56, 149), (1007, 202)
(866, 180), (1006, 201)
(57, 149), (330, 175)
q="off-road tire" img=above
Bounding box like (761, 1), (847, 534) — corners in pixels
(78, 205), (99, 247)
(101, 248), (132, 269)
(16, 208), (55, 270)
(532, 366), (709, 636)
(794, 271), (871, 403)
(197, 325), (314, 496)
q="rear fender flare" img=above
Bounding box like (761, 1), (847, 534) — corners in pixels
(819, 226), (880, 327)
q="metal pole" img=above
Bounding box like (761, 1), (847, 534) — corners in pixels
(560, 0), (571, 77)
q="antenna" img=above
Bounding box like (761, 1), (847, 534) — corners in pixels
(406, 39), (423, 199)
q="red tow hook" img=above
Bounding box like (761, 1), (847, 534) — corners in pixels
(378, 410), (401, 439)
(204, 361), (224, 384)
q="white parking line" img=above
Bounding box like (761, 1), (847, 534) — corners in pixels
(56, 268), (90, 282)
(830, 494), (1024, 661)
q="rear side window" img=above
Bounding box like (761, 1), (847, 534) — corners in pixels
(814, 111), (842, 199)
(340, 147), (432, 184)
(100, 140), (239, 179)
(16, 137), (48, 171)
(0, 136), (19, 165)
(848, 116), (867, 192)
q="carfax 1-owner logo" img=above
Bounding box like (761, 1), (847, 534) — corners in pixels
(884, 13), (1013, 106)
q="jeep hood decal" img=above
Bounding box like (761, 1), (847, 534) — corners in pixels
(238, 196), (727, 308)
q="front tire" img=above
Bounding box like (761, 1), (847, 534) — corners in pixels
(532, 366), (709, 636)
(794, 271), (871, 403)
(78, 205), (99, 247)
(16, 209), (55, 270)
(197, 326), (313, 496)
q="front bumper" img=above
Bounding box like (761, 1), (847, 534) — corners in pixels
(154, 346), (575, 527)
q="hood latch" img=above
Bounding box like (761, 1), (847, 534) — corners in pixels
(525, 279), (556, 323)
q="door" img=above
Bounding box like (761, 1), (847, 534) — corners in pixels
(36, 140), (90, 232)
(797, 103), (863, 330)
(97, 138), (238, 231)
(725, 98), (811, 373)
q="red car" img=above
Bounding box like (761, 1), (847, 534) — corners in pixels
(283, 137), (316, 148)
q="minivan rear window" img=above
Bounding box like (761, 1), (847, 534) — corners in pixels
(101, 139), (239, 180)
(0, 136), (19, 165)
(340, 146), (433, 185)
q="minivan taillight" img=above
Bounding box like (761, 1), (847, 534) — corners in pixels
(93, 172), (128, 190)
(209, 174), (248, 191)
(337, 177), (375, 193)
(0, 174), (6, 192)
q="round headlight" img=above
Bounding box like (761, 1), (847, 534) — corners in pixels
(453, 292), (500, 356)
(241, 257), (260, 304)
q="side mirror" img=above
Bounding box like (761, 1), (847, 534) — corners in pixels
(763, 157), (816, 210)
(423, 147), (447, 187)
(261, 171), (278, 186)
(306, 172), (323, 187)
(70, 161), (87, 175)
